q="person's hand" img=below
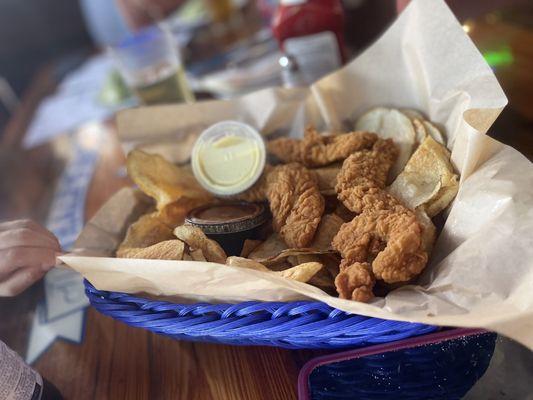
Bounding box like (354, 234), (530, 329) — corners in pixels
(0, 220), (61, 296)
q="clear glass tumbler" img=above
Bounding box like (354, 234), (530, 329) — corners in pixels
(110, 25), (194, 105)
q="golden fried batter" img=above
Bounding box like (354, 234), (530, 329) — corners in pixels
(334, 261), (375, 302)
(336, 139), (399, 213)
(231, 165), (272, 203)
(332, 138), (432, 302)
(266, 137), (305, 165)
(333, 210), (428, 283)
(267, 127), (378, 167)
(266, 163), (325, 248)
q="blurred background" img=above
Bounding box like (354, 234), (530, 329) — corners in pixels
(0, 0), (531, 239)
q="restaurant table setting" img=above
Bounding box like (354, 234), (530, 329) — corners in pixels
(7, 0), (533, 398)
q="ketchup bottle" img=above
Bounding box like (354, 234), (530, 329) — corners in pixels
(272, 0), (346, 84)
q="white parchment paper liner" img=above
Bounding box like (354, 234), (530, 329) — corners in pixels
(60, 0), (533, 349)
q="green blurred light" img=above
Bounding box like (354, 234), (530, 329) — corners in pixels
(482, 47), (514, 68)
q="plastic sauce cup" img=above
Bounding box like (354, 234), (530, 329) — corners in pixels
(185, 202), (270, 255)
(191, 121), (266, 196)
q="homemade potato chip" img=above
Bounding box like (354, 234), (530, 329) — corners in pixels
(117, 212), (174, 256)
(310, 213), (344, 250)
(226, 256), (269, 271)
(389, 173), (442, 210)
(118, 240), (185, 260)
(278, 262), (323, 282)
(400, 108), (424, 120)
(423, 121), (446, 145)
(293, 254), (335, 289)
(157, 197), (211, 228)
(399, 110), (428, 148)
(415, 209), (437, 254)
(127, 149), (211, 210)
(355, 107), (416, 179)
(190, 248), (207, 262)
(287, 255), (300, 267)
(320, 253), (342, 279)
(400, 109), (446, 146)
(240, 239), (263, 258)
(268, 261), (296, 272)
(412, 118), (428, 145)
(295, 254), (320, 264)
(253, 248), (335, 267)
(230, 256), (335, 290)
(137, 132), (197, 164)
(424, 183), (459, 217)
(227, 257), (323, 283)
(308, 268), (335, 290)
(248, 233), (287, 260)
(173, 225), (227, 264)
(388, 135), (458, 216)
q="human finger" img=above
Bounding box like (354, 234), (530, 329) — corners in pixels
(0, 227), (60, 251)
(0, 246), (57, 281)
(0, 266), (47, 297)
(0, 219), (60, 246)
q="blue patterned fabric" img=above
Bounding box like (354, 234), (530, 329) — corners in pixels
(46, 142), (100, 250)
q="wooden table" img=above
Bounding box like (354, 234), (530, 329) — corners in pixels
(1, 14), (532, 400)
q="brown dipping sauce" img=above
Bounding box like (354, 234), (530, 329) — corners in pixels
(186, 202), (270, 255)
(194, 203), (258, 223)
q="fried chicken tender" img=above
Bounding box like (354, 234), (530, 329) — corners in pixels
(336, 139), (399, 213)
(266, 163), (325, 248)
(334, 261), (375, 302)
(266, 136), (304, 165)
(231, 165), (272, 203)
(332, 138), (431, 302)
(332, 210), (428, 283)
(234, 163), (325, 248)
(267, 127), (378, 167)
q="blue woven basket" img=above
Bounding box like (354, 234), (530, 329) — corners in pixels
(84, 281), (437, 349)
